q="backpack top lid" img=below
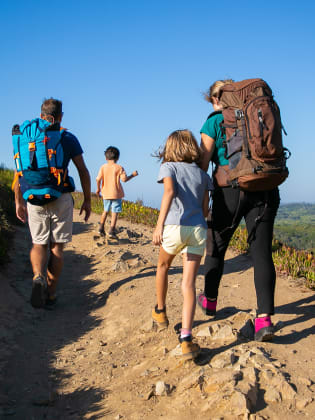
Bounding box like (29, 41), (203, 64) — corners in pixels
(19, 118), (52, 138)
(219, 78), (273, 109)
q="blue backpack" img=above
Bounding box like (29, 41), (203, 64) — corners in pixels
(12, 118), (74, 205)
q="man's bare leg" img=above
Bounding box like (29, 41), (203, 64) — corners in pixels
(30, 244), (48, 277)
(30, 244), (48, 307)
(46, 242), (64, 298)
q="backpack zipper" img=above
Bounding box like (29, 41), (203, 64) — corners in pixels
(244, 95), (271, 139)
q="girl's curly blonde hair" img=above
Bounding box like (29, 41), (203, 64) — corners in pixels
(157, 129), (201, 165)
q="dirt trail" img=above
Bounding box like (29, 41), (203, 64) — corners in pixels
(0, 210), (314, 419)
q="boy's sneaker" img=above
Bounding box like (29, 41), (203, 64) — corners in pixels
(30, 274), (46, 308)
(179, 336), (200, 360)
(98, 228), (105, 236)
(108, 229), (118, 239)
(254, 316), (274, 342)
(152, 305), (169, 328)
(197, 293), (217, 316)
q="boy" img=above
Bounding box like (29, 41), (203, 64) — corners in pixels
(96, 146), (138, 238)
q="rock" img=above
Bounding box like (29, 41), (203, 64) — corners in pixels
(210, 350), (237, 369)
(140, 319), (154, 333)
(155, 380), (171, 396)
(170, 344), (182, 357)
(242, 367), (257, 383)
(210, 324), (235, 340)
(196, 326), (212, 337)
(296, 376), (312, 387)
(111, 260), (129, 272)
(271, 374), (296, 400)
(203, 370), (242, 394)
(228, 390), (250, 416)
(295, 397), (313, 409)
(238, 350), (255, 366)
(178, 372), (204, 391)
(104, 250), (114, 256)
(237, 381), (258, 409)
(264, 386), (281, 403)
(115, 415), (123, 419)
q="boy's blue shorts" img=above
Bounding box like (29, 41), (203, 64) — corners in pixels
(103, 199), (122, 213)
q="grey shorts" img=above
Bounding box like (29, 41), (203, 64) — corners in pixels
(27, 193), (74, 245)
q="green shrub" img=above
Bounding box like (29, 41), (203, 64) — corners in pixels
(0, 167), (15, 264)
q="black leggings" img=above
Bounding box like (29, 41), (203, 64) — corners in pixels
(204, 187), (280, 315)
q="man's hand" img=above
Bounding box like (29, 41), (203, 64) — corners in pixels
(96, 189), (101, 197)
(132, 170), (138, 177)
(79, 200), (91, 222)
(16, 202), (27, 223)
(152, 224), (163, 246)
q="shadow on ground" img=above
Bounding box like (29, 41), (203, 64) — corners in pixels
(0, 221), (112, 419)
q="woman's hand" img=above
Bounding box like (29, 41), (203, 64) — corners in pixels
(153, 224), (163, 246)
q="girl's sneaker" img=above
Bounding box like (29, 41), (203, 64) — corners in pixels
(152, 305), (169, 328)
(197, 294), (217, 316)
(254, 316), (274, 342)
(179, 336), (200, 360)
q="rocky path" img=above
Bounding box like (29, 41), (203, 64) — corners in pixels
(0, 210), (314, 419)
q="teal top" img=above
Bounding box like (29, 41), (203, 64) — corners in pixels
(200, 112), (229, 166)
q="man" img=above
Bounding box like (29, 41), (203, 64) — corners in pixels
(14, 98), (91, 308)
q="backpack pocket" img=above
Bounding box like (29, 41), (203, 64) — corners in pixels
(225, 129), (243, 169)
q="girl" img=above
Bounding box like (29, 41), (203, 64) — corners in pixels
(198, 79), (280, 342)
(152, 129), (213, 360)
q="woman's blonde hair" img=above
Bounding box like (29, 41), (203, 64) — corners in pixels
(203, 79), (234, 103)
(157, 129), (201, 164)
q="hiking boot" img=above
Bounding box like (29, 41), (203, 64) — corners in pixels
(152, 305), (169, 328)
(179, 336), (201, 360)
(197, 293), (217, 316)
(30, 274), (47, 308)
(254, 316), (275, 342)
(45, 294), (58, 307)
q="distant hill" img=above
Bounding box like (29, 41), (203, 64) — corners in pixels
(274, 203), (315, 252)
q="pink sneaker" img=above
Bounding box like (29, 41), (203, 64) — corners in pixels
(197, 294), (217, 316)
(254, 316), (274, 342)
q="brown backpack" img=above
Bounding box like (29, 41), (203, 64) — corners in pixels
(214, 78), (290, 191)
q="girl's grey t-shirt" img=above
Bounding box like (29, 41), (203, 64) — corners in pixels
(157, 162), (213, 228)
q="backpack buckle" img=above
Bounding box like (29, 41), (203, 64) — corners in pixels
(235, 110), (244, 120)
(28, 142), (36, 151)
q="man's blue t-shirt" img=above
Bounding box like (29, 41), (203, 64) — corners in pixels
(157, 161), (213, 228)
(59, 130), (83, 191)
(61, 131), (83, 169)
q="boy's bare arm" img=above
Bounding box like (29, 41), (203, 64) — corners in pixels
(120, 170), (138, 182)
(96, 178), (102, 196)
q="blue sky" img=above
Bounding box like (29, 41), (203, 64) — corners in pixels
(1, 0), (314, 208)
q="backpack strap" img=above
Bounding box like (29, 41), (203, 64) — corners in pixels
(247, 191), (270, 244)
(206, 110), (222, 120)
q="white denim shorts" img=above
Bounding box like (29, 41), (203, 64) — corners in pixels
(27, 193), (74, 245)
(162, 224), (207, 256)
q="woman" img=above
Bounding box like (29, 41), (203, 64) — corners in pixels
(198, 79), (280, 342)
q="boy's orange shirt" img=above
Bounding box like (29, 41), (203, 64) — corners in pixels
(96, 162), (127, 199)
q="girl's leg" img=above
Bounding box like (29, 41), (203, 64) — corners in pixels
(181, 252), (202, 331)
(156, 247), (175, 309)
